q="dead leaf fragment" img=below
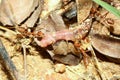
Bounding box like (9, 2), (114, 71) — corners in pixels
(91, 34), (120, 59)
(53, 53), (81, 65)
(23, 0), (43, 27)
(40, 0), (62, 19)
(0, 0), (39, 25)
(76, 0), (92, 24)
(90, 21), (120, 61)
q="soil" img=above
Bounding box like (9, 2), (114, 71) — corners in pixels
(0, 37), (120, 80)
(0, 0), (120, 80)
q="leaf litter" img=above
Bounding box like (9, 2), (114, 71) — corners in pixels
(0, 0), (120, 80)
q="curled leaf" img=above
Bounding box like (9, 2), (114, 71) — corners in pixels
(91, 34), (120, 59)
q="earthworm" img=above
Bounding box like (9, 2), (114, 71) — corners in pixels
(34, 29), (75, 47)
(34, 19), (91, 47)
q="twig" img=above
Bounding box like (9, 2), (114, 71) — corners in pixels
(56, 1), (75, 15)
(0, 39), (20, 80)
(0, 26), (16, 35)
(89, 44), (107, 80)
(22, 44), (27, 80)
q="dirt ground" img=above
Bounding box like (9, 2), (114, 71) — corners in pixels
(0, 0), (120, 80)
(0, 37), (120, 80)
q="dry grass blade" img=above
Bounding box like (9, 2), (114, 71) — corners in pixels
(0, 26), (17, 42)
(89, 45), (107, 80)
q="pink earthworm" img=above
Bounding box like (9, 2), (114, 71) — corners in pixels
(34, 19), (92, 47)
(34, 29), (75, 47)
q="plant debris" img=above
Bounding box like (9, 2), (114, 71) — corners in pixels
(0, 0), (120, 80)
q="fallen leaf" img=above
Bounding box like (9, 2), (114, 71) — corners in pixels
(76, 0), (92, 24)
(0, 0), (39, 25)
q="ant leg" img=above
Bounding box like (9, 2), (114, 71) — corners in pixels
(74, 40), (90, 67)
(80, 48), (90, 68)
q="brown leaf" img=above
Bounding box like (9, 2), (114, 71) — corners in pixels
(23, 1), (43, 27)
(0, 0), (39, 25)
(91, 21), (120, 61)
(53, 41), (77, 55)
(35, 17), (56, 34)
(53, 53), (81, 65)
(50, 12), (67, 31)
(91, 34), (120, 59)
(76, 0), (92, 24)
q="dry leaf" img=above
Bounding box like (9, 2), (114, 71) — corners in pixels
(23, 0), (43, 27)
(76, 0), (92, 24)
(0, 0), (39, 26)
(53, 53), (81, 65)
(40, 0), (62, 19)
(91, 34), (120, 59)
(90, 22), (120, 61)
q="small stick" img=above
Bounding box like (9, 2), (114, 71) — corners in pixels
(22, 44), (27, 80)
(0, 39), (20, 80)
(0, 26), (16, 35)
(89, 44), (107, 80)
